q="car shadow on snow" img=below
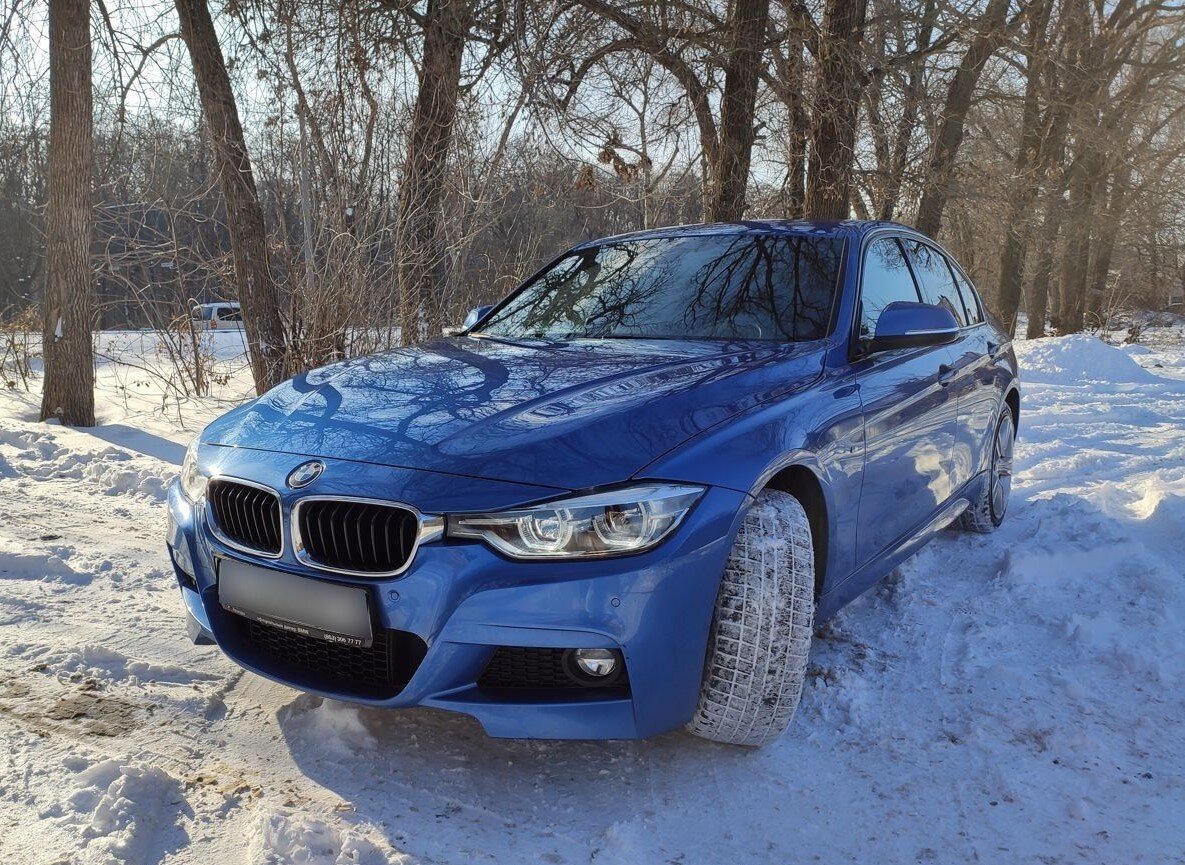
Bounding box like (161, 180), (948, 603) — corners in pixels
(272, 692), (762, 854)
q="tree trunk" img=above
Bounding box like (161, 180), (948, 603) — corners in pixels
(995, 0), (1055, 334)
(176, 0), (289, 393)
(1025, 184), (1066, 339)
(805, 0), (869, 220)
(40, 0), (94, 427)
(878, 0), (935, 221)
(396, 0), (471, 345)
(913, 0), (1012, 237)
(878, 65), (922, 221)
(1056, 149), (1101, 333)
(1085, 161), (1131, 319)
(781, 47), (809, 218)
(707, 0), (771, 222)
(768, 29), (809, 217)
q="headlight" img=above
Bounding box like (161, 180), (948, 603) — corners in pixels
(180, 440), (208, 503)
(448, 483), (704, 559)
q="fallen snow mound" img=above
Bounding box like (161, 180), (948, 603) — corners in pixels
(247, 810), (390, 865)
(55, 759), (189, 864)
(1016, 333), (1163, 385)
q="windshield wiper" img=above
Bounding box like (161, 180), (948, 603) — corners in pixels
(470, 332), (574, 348)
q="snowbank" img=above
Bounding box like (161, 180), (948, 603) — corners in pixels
(1015, 332), (1165, 385)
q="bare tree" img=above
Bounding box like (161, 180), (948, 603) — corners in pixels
(994, 0), (1055, 333)
(566, 0), (774, 222)
(4, 0), (1185, 372)
(709, 0), (772, 221)
(913, 0), (1019, 237)
(805, 0), (868, 219)
(396, 0), (475, 345)
(175, 0), (290, 392)
(40, 0), (94, 426)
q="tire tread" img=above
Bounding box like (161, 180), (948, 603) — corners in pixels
(687, 490), (815, 746)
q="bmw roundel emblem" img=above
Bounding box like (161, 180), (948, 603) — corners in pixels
(287, 460), (325, 489)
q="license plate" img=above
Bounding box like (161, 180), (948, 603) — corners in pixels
(218, 558), (374, 648)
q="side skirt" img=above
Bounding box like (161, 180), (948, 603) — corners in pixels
(816, 481), (980, 621)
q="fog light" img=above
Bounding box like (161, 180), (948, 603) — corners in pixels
(574, 648), (617, 677)
(563, 648), (624, 687)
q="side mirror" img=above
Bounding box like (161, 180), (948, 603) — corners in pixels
(868, 301), (959, 353)
(463, 305), (493, 331)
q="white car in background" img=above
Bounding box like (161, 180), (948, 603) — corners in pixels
(190, 302), (244, 331)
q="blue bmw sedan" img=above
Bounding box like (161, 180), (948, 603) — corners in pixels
(166, 220), (1019, 745)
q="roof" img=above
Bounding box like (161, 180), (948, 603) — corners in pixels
(572, 219), (922, 248)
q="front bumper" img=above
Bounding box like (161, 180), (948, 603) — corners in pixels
(165, 448), (748, 739)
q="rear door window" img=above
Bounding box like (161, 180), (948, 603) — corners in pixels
(905, 241), (969, 327)
(949, 265), (984, 325)
(859, 237), (921, 340)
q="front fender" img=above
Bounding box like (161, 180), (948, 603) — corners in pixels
(637, 364), (864, 592)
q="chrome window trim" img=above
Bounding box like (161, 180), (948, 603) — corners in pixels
(204, 475), (285, 560)
(290, 495), (444, 578)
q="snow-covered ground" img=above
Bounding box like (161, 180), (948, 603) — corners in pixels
(1, 325), (1184, 864)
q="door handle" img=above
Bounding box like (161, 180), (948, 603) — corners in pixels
(938, 363), (956, 386)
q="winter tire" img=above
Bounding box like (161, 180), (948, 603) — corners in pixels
(687, 489), (815, 747)
(960, 406), (1015, 533)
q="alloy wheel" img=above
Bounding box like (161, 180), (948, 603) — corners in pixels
(990, 412), (1015, 521)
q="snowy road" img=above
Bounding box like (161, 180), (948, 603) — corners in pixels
(1, 330), (1183, 864)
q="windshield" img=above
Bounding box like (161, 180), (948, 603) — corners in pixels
(477, 233), (845, 342)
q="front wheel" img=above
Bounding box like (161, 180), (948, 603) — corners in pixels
(960, 407), (1015, 533)
(687, 489), (815, 747)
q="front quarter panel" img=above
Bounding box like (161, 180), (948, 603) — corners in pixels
(638, 359), (864, 595)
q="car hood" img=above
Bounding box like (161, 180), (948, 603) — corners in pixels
(203, 336), (827, 491)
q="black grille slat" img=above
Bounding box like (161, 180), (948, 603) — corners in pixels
(298, 499), (419, 574)
(382, 510), (395, 568)
(328, 501), (345, 563)
(366, 507), (380, 567)
(237, 486), (255, 547)
(234, 485), (251, 543)
(243, 488), (262, 548)
(266, 491), (281, 550)
(222, 484), (241, 542)
(353, 506), (367, 565)
(207, 479), (282, 556)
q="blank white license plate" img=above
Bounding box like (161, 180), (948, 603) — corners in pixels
(218, 558), (373, 647)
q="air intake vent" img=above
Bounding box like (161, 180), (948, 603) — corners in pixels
(220, 612), (428, 700)
(206, 478), (282, 556)
(479, 647), (570, 689)
(294, 498), (420, 575)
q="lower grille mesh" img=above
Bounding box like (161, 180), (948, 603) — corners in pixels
(221, 612), (427, 700)
(479, 647), (571, 689)
(248, 620), (394, 694)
